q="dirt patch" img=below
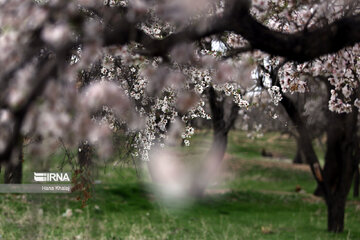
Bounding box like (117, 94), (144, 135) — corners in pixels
(204, 188), (324, 204)
(225, 157), (310, 172)
(266, 133), (291, 143)
(223, 153), (233, 161)
(255, 190), (323, 203)
(205, 189), (231, 195)
(252, 160), (310, 172)
(259, 189), (296, 196)
(301, 195), (323, 204)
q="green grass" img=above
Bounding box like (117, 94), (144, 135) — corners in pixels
(225, 161), (315, 193)
(0, 131), (359, 239)
(227, 131), (325, 163)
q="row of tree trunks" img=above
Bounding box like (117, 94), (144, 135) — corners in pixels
(2, 138), (95, 184)
(315, 100), (359, 232)
(281, 92), (359, 232)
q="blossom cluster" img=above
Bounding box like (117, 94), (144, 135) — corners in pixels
(0, 0), (359, 165)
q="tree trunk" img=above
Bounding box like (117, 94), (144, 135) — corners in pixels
(314, 117), (343, 196)
(78, 142), (92, 169)
(293, 138), (306, 164)
(4, 136), (23, 184)
(190, 129), (228, 196)
(324, 111), (358, 232)
(313, 148), (340, 197)
(327, 196), (346, 232)
(273, 70), (359, 233)
(353, 166), (359, 197)
(190, 87), (238, 196)
(280, 94), (329, 195)
(4, 161), (22, 183)
(293, 147), (302, 164)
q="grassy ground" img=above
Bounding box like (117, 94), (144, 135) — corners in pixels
(0, 131), (359, 240)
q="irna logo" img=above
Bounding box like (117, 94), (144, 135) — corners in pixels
(34, 172), (71, 182)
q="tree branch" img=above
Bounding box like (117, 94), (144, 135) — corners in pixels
(229, 11), (360, 62)
(102, 0), (360, 62)
(0, 58), (57, 164)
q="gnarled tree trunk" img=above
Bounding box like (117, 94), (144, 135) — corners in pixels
(282, 93), (359, 232)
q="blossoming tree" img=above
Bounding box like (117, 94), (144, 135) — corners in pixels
(246, 0), (360, 232)
(1, 0), (360, 233)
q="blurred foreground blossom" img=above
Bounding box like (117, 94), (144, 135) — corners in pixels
(62, 209), (73, 218)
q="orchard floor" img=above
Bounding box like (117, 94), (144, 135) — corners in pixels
(0, 131), (359, 239)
